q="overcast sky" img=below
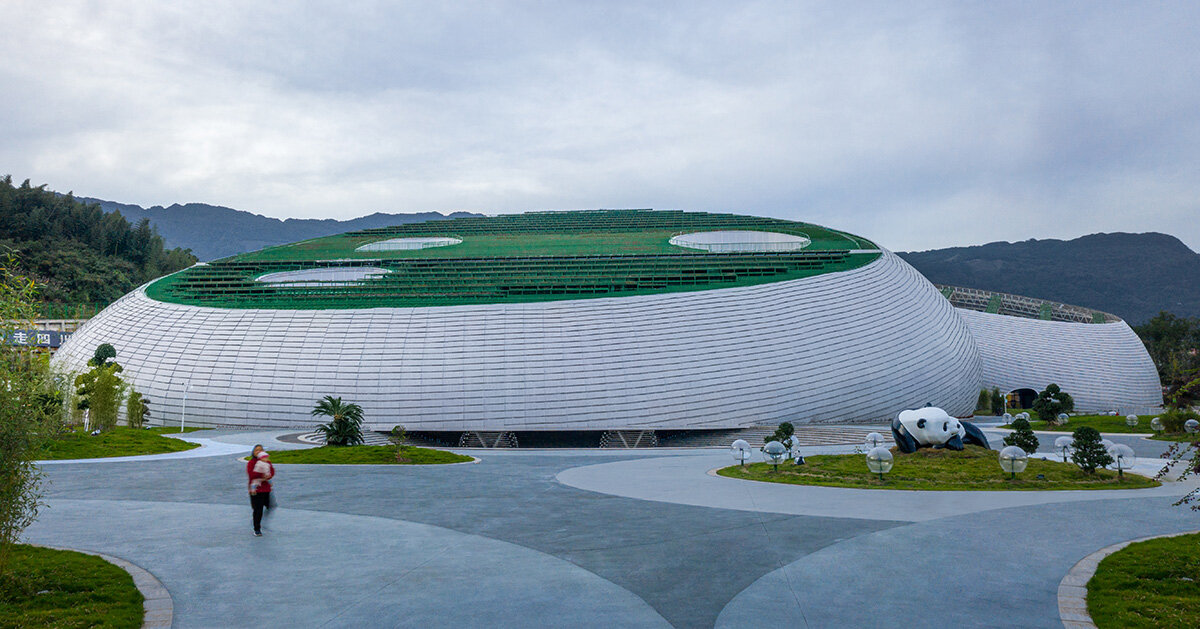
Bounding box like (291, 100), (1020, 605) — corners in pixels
(3, 1), (1198, 252)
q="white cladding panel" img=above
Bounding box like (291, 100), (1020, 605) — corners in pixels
(52, 252), (983, 430)
(956, 308), (1162, 415)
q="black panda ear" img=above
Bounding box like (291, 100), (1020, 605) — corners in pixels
(917, 418), (926, 429)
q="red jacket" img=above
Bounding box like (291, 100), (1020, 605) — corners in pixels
(247, 457), (274, 493)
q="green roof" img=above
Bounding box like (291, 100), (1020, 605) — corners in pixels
(145, 209), (881, 309)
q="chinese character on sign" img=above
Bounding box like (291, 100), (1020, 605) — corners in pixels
(36, 333), (51, 345)
(60, 332), (71, 342)
(12, 331), (27, 344)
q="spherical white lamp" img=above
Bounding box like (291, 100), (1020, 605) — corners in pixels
(866, 446), (894, 481)
(1108, 443), (1136, 478)
(1054, 436), (1073, 462)
(1002, 413), (1013, 422)
(864, 432), (886, 449)
(730, 439), (753, 467)
(1057, 413), (1069, 424)
(1150, 417), (1164, 432)
(1186, 419), (1200, 434)
(999, 445), (1028, 479)
(1100, 438), (1116, 451)
(763, 441), (787, 471)
(1125, 414), (1139, 428)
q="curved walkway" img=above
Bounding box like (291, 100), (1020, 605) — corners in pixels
(27, 432), (1200, 628)
(556, 450), (1194, 522)
(27, 499), (669, 628)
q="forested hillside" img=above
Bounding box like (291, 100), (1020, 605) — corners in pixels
(0, 177), (197, 307)
(899, 232), (1200, 325)
(83, 198), (481, 261)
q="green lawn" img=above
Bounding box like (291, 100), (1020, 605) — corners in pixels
(1001, 414), (1157, 434)
(998, 414), (1199, 441)
(716, 445), (1158, 490)
(1088, 532), (1200, 628)
(0, 545), (143, 629)
(268, 445), (473, 465)
(39, 426), (205, 460)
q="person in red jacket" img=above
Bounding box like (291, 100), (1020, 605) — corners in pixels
(247, 444), (274, 536)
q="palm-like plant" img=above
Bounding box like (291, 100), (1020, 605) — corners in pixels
(311, 396), (365, 446)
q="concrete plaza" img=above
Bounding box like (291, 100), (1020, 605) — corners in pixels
(27, 429), (1200, 628)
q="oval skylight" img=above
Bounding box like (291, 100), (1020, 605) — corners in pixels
(356, 237), (462, 252)
(669, 231), (811, 253)
(256, 267), (390, 287)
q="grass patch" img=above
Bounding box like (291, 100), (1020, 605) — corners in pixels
(268, 445), (473, 465)
(1088, 532), (1200, 628)
(0, 545), (143, 628)
(39, 426), (205, 460)
(716, 445), (1159, 490)
(998, 414), (1199, 441)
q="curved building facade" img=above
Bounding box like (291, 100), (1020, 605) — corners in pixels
(956, 307), (1161, 416)
(52, 250), (982, 429)
(51, 210), (1161, 430)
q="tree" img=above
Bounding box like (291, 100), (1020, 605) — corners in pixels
(311, 396), (365, 446)
(74, 357), (126, 431)
(1003, 417), (1039, 455)
(990, 388), (1005, 416)
(975, 389), (991, 414)
(0, 251), (61, 576)
(388, 425), (409, 462)
(126, 390), (148, 429)
(767, 422), (795, 446)
(1032, 384), (1074, 423)
(1070, 426), (1112, 474)
(1134, 311), (1200, 409)
(91, 343), (116, 367)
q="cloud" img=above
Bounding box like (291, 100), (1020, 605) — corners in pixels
(2, 1), (1199, 252)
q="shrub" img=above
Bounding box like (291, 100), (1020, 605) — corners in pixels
(767, 422), (795, 446)
(388, 425), (409, 462)
(990, 388), (1005, 416)
(1070, 426), (1112, 474)
(1003, 417), (1040, 455)
(1032, 384), (1075, 423)
(1160, 408), (1200, 434)
(311, 396), (364, 446)
(125, 391), (147, 429)
(975, 389), (992, 414)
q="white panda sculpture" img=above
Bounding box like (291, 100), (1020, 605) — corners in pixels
(890, 407), (991, 454)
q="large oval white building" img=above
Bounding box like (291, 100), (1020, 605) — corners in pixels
(51, 210), (1161, 433)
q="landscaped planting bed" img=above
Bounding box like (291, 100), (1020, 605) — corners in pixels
(1087, 532), (1200, 628)
(717, 445), (1158, 490)
(268, 445), (473, 465)
(40, 426), (205, 460)
(0, 545), (143, 629)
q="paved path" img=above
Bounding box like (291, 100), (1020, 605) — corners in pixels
(25, 430), (1200, 628)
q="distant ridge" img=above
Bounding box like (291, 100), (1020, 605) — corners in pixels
(898, 232), (1200, 325)
(81, 197), (482, 261)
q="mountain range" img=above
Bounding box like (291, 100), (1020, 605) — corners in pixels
(897, 232), (1200, 325)
(81, 197), (481, 261)
(84, 197), (1199, 324)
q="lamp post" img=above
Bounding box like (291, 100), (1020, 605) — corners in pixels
(763, 441), (787, 472)
(864, 432), (885, 449)
(1108, 444), (1136, 479)
(1125, 414), (1139, 428)
(1054, 436), (1072, 462)
(866, 446), (893, 481)
(180, 381), (191, 433)
(999, 446), (1028, 480)
(731, 439), (752, 468)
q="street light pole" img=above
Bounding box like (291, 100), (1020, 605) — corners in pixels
(180, 381), (191, 433)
